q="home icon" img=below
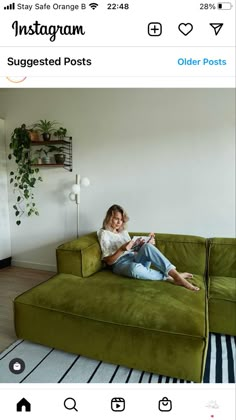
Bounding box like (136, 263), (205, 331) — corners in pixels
(16, 398), (31, 412)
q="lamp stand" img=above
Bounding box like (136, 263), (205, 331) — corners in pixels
(69, 173), (90, 239)
(76, 174), (80, 238)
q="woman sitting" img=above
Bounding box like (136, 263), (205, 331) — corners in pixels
(97, 204), (199, 291)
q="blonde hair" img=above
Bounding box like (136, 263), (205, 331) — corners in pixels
(102, 204), (129, 232)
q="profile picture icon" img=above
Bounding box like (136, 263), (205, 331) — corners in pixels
(6, 76), (27, 83)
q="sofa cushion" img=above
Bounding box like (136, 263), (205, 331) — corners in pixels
(208, 276), (236, 336)
(208, 238), (236, 336)
(14, 271), (208, 382)
(209, 276), (236, 302)
(15, 271), (206, 336)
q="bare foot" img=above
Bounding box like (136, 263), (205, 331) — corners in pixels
(174, 277), (200, 291)
(180, 272), (193, 279)
(167, 269), (199, 291)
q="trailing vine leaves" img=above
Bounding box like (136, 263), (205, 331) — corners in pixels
(8, 124), (43, 225)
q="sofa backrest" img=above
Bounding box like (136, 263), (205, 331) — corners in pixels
(208, 238), (236, 277)
(130, 232), (207, 275)
(57, 231), (207, 278)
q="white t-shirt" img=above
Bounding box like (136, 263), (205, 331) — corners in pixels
(97, 228), (131, 260)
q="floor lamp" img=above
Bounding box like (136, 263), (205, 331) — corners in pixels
(69, 174), (90, 238)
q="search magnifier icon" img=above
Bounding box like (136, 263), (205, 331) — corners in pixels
(64, 397), (78, 412)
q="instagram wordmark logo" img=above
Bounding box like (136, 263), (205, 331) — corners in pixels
(11, 20), (86, 42)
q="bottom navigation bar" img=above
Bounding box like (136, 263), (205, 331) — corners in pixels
(0, 384), (235, 419)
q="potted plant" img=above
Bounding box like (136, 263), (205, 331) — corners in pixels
(48, 145), (66, 164)
(31, 150), (42, 165)
(33, 147), (51, 164)
(54, 127), (67, 140)
(28, 128), (39, 142)
(8, 124), (43, 225)
(33, 119), (59, 141)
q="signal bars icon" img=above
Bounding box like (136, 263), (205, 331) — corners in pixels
(89, 3), (99, 9)
(4, 2), (15, 9)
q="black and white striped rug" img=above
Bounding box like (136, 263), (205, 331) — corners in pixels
(0, 333), (235, 383)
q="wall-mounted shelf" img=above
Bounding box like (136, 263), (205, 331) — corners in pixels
(30, 137), (72, 172)
(32, 164), (65, 167)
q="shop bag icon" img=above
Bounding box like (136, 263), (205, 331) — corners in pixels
(9, 358), (25, 374)
(158, 397), (172, 412)
(13, 362), (21, 371)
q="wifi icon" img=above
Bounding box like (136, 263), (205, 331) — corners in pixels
(89, 3), (99, 9)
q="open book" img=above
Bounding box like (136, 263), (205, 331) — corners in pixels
(131, 235), (151, 251)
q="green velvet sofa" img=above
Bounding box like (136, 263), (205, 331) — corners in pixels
(14, 233), (236, 382)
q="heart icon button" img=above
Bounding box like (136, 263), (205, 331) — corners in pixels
(178, 23), (193, 36)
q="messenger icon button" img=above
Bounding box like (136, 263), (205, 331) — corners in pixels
(158, 396), (172, 412)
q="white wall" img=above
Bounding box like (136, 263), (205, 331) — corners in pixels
(0, 118), (11, 260)
(0, 88), (235, 271)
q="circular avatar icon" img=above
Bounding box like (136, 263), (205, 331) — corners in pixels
(9, 358), (25, 374)
(6, 77), (27, 83)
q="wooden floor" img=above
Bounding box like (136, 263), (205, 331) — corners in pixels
(0, 266), (54, 353)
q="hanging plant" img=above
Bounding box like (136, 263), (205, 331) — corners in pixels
(8, 124), (43, 225)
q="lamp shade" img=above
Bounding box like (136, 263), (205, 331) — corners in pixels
(69, 192), (76, 201)
(71, 184), (81, 194)
(81, 177), (90, 187)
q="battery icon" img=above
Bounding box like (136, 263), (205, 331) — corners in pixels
(217, 2), (233, 9)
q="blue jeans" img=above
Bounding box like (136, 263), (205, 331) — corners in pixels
(112, 243), (176, 281)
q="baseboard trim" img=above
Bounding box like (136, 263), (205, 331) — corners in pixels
(0, 257), (12, 269)
(11, 259), (56, 272)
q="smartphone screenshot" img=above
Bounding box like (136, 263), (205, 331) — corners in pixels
(0, 1), (235, 418)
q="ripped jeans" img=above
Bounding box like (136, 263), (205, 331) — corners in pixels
(112, 243), (176, 281)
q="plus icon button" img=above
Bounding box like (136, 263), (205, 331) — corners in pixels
(148, 22), (162, 36)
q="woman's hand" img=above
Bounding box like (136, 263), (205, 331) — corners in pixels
(104, 240), (134, 265)
(120, 240), (135, 251)
(148, 232), (155, 245)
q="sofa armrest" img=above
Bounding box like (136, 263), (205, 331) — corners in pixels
(56, 232), (103, 277)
